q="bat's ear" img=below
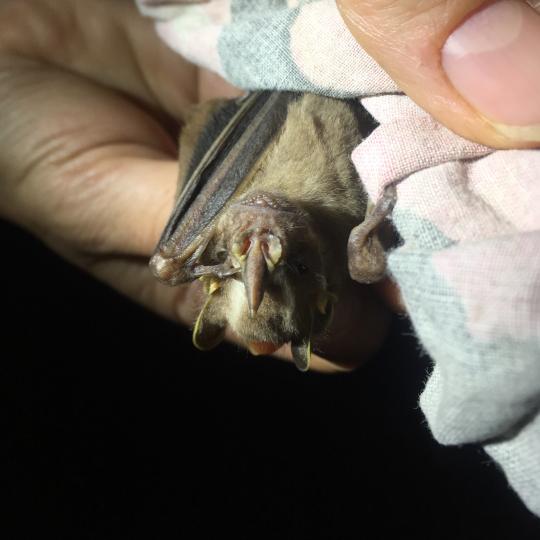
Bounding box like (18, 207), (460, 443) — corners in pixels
(291, 337), (311, 372)
(192, 297), (226, 351)
(348, 184), (397, 284)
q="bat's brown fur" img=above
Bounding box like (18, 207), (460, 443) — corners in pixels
(151, 92), (394, 370)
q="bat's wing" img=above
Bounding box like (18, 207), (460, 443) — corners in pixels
(150, 91), (300, 285)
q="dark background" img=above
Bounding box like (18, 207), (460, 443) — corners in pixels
(2, 219), (539, 539)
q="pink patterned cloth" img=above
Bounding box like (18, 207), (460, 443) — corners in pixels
(136, 0), (540, 516)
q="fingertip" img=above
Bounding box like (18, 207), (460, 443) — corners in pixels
(441, 1), (540, 147)
(337, 0), (540, 148)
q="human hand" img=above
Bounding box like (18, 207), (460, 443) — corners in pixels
(0, 0), (394, 372)
(337, 0), (540, 148)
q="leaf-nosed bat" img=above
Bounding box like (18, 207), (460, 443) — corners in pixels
(150, 91), (396, 371)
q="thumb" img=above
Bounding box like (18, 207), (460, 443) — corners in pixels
(337, 0), (540, 148)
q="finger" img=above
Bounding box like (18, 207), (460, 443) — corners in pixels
(0, 0), (197, 120)
(67, 156), (179, 257)
(197, 68), (244, 102)
(82, 253), (200, 322)
(337, 0), (540, 148)
(0, 59), (179, 256)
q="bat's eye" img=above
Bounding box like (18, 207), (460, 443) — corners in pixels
(293, 262), (309, 275)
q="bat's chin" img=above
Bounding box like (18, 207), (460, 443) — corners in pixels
(228, 321), (286, 355)
(227, 307), (310, 360)
(246, 341), (283, 356)
(225, 278), (299, 347)
(228, 316), (291, 353)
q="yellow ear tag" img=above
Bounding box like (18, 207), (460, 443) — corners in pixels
(200, 276), (222, 295)
(208, 278), (221, 295)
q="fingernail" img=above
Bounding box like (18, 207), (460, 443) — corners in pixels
(442, 1), (540, 142)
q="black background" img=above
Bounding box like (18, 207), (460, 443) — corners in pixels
(2, 220), (539, 539)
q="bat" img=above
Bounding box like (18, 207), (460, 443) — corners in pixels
(150, 91), (396, 371)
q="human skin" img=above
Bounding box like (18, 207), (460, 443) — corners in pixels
(337, 0), (540, 148)
(0, 0), (399, 372)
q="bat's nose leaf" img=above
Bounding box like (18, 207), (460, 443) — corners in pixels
(291, 338), (311, 372)
(243, 236), (268, 317)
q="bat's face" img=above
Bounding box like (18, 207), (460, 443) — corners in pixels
(194, 191), (333, 369)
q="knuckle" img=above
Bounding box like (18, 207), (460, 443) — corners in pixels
(0, 0), (75, 58)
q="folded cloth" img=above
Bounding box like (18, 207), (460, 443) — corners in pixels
(136, 0), (540, 517)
